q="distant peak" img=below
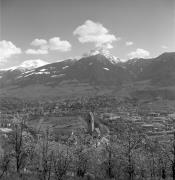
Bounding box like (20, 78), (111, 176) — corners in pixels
(3, 59), (49, 72)
(84, 48), (120, 64)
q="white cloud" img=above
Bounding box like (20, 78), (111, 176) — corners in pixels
(0, 40), (22, 63)
(128, 48), (150, 59)
(126, 41), (134, 46)
(30, 39), (47, 47)
(161, 45), (168, 49)
(26, 37), (71, 55)
(73, 20), (119, 49)
(25, 49), (48, 55)
(48, 37), (72, 51)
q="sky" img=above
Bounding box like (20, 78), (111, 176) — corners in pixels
(0, 0), (175, 69)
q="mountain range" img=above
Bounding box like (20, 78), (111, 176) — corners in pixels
(0, 51), (175, 99)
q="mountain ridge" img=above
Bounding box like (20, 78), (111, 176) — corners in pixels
(0, 51), (175, 99)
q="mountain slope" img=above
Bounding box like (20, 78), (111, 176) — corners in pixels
(0, 52), (175, 99)
(64, 54), (131, 85)
(138, 52), (175, 85)
(0, 54), (131, 87)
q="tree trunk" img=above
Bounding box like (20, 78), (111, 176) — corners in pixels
(173, 132), (175, 180)
(172, 163), (175, 180)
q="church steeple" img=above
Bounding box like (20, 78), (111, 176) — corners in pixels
(86, 112), (94, 135)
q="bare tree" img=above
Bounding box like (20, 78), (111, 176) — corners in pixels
(101, 138), (116, 179)
(72, 129), (93, 179)
(53, 148), (72, 180)
(121, 124), (145, 180)
(0, 153), (10, 179)
(160, 132), (175, 180)
(37, 128), (54, 180)
(7, 115), (29, 176)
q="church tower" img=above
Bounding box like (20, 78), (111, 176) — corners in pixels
(86, 112), (94, 135)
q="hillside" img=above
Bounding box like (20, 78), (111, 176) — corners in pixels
(0, 52), (175, 100)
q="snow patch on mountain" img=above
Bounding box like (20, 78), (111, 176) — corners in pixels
(103, 67), (110, 71)
(22, 70), (34, 74)
(40, 69), (48, 72)
(51, 74), (65, 78)
(34, 72), (50, 75)
(21, 71), (50, 78)
(23, 74), (34, 78)
(62, 66), (69, 69)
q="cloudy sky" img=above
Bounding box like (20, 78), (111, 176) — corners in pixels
(0, 0), (175, 69)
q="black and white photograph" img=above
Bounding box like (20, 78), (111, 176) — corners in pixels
(0, 0), (175, 179)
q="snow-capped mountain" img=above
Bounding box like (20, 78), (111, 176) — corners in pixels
(1, 59), (49, 72)
(85, 48), (120, 64)
(0, 52), (175, 91)
(0, 52), (129, 87)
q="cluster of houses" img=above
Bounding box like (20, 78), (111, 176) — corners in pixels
(102, 109), (175, 136)
(1, 96), (175, 138)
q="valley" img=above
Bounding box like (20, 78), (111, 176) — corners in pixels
(0, 52), (175, 180)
